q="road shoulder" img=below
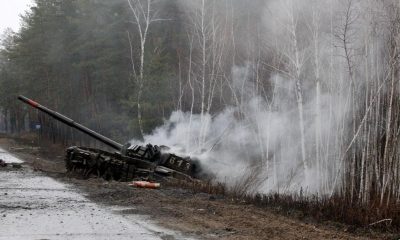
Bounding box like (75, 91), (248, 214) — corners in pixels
(0, 135), (393, 240)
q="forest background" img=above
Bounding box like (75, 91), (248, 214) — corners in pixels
(2, 0), (400, 228)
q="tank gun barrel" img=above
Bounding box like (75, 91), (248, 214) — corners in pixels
(18, 95), (123, 150)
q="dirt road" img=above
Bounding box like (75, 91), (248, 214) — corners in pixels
(0, 136), (395, 240)
(0, 147), (189, 240)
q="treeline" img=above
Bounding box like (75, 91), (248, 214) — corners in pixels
(0, 0), (267, 143)
(0, 0), (185, 143)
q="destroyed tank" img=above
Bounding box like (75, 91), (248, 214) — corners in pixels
(18, 95), (199, 181)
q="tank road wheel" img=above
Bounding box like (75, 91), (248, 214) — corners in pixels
(120, 164), (136, 182)
(65, 159), (73, 172)
(83, 153), (100, 179)
(96, 155), (109, 178)
(120, 164), (128, 181)
(126, 164), (136, 181)
(65, 150), (74, 172)
(101, 160), (122, 181)
(102, 164), (113, 181)
(110, 163), (124, 181)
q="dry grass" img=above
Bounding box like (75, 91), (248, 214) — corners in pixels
(10, 132), (400, 232)
(250, 193), (400, 231)
(168, 177), (400, 232)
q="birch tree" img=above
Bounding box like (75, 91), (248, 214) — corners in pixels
(127, 0), (163, 138)
(181, 0), (228, 149)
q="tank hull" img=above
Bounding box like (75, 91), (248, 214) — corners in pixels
(18, 95), (199, 181)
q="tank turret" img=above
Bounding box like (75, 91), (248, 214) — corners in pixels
(18, 95), (198, 181)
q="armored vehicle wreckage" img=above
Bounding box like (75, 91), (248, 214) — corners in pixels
(18, 95), (200, 181)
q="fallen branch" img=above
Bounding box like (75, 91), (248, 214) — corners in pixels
(369, 218), (392, 226)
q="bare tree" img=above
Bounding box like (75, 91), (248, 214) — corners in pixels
(181, 0), (229, 149)
(127, 0), (163, 138)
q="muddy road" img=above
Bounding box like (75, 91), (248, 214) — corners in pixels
(0, 147), (189, 240)
(0, 136), (395, 239)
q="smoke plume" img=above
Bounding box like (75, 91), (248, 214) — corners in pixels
(133, 0), (389, 196)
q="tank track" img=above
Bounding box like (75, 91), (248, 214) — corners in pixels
(65, 146), (196, 181)
(17, 96), (201, 182)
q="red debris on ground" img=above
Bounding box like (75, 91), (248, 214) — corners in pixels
(129, 181), (160, 189)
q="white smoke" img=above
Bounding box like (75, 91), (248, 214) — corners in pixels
(132, 65), (337, 194)
(132, 0), (389, 196)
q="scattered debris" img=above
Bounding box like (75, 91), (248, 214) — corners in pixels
(129, 181), (160, 189)
(0, 159), (7, 167)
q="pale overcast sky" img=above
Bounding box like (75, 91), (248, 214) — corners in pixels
(0, 0), (34, 34)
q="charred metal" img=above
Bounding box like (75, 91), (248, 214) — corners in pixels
(18, 95), (201, 181)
